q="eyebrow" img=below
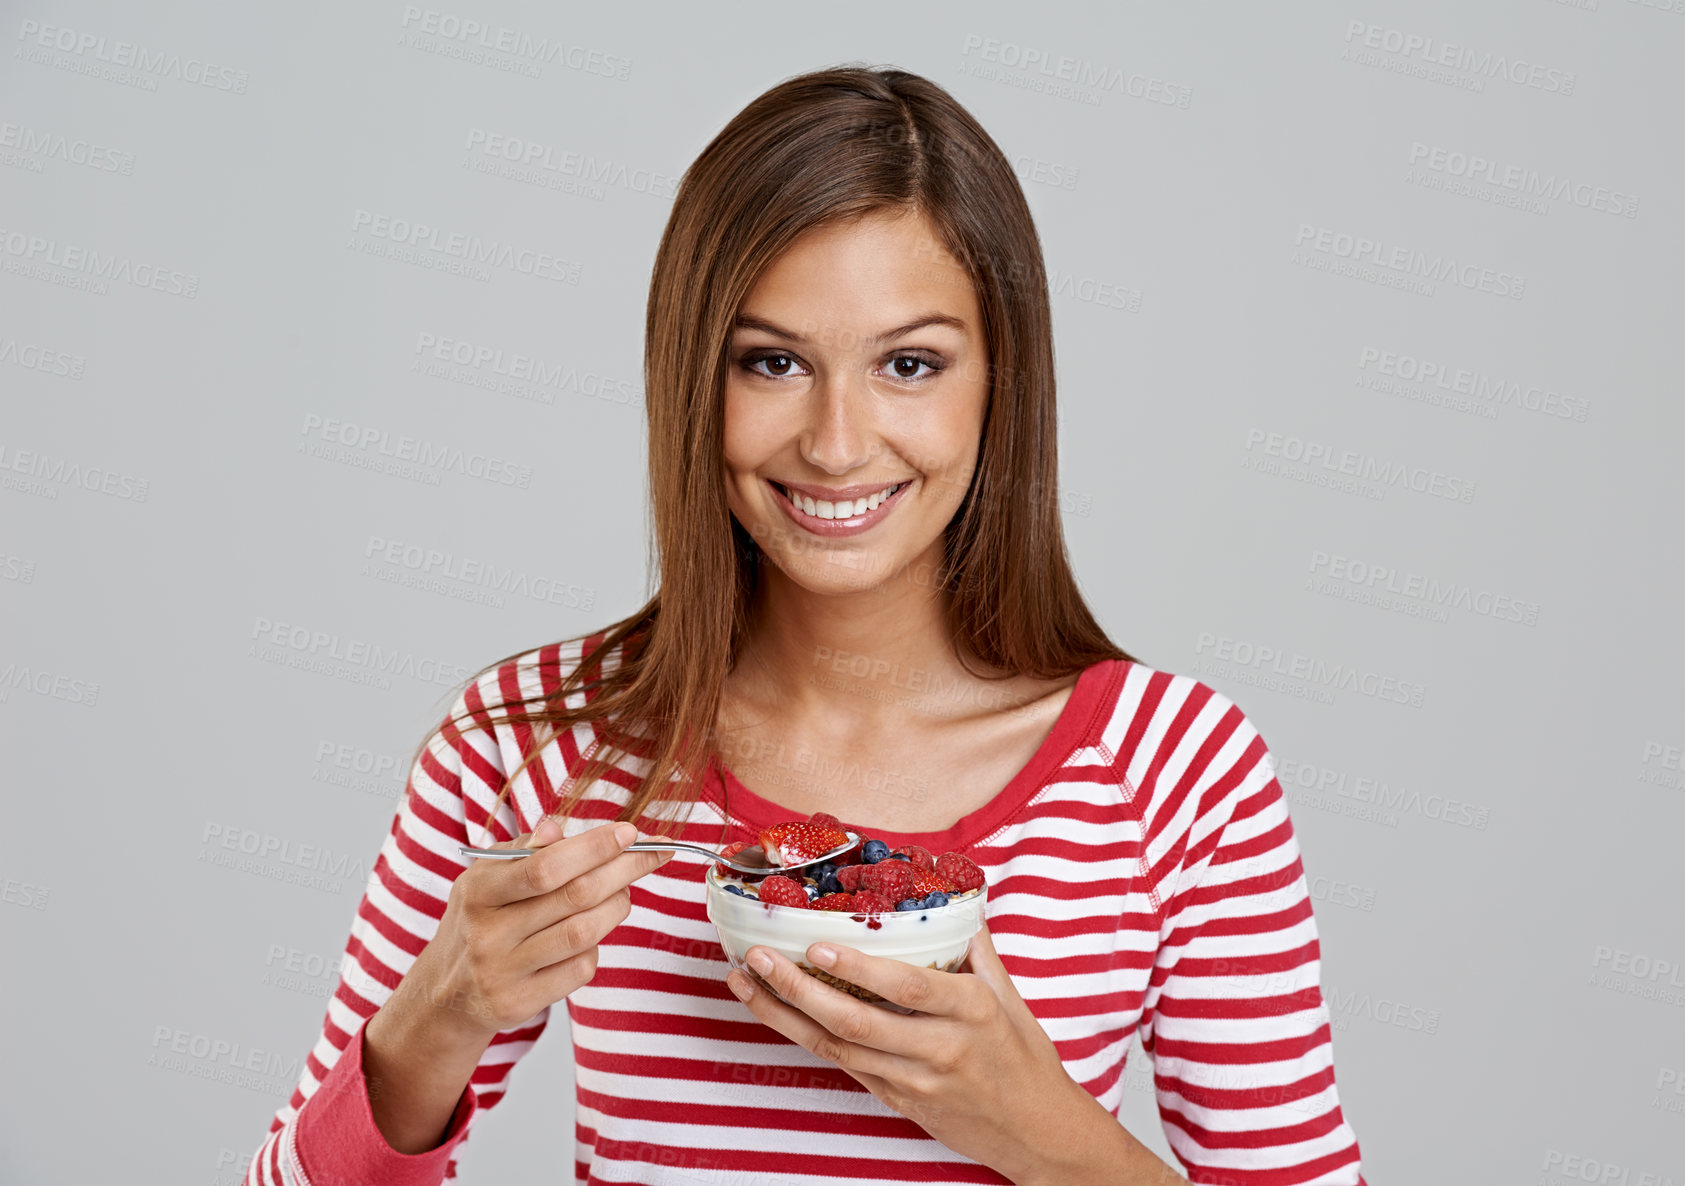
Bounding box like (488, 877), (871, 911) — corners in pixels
(730, 312), (967, 346)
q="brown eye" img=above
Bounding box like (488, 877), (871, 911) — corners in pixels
(742, 352), (806, 380)
(886, 354), (943, 382)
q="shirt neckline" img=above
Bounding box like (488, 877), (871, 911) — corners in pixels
(700, 657), (1125, 853)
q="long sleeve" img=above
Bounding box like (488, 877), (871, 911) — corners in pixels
(1136, 684), (1366, 1185)
(243, 679), (549, 1185)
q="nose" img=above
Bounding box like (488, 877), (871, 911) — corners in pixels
(800, 370), (878, 475)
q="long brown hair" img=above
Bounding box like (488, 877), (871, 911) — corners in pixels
(419, 62), (1137, 842)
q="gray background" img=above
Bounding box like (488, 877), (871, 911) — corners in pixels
(2, 1), (1682, 1183)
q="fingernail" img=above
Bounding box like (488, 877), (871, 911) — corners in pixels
(809, 943), (836, 968)
(747, 949), (773, 975)
(614, 822), (638, 846)
(728, 971), (754, 1000)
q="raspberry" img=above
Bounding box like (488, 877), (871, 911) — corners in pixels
(848, 890), (893, 915)
(834, 864), (867, 891)
(934, 852), (985, 893)
(715, 840), (750, 872)
(812, 892), (856, 911)
(756, 875), (810, 908)
(808, 811), (843, 830)
(894, 844), (935, 870)
(908, 868), (957, 897)
(860, 858), (914, 902)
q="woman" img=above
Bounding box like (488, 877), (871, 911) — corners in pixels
(244, 64), (1366, 1186)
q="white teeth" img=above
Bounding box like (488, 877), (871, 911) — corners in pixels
(780, 481), (903, 520)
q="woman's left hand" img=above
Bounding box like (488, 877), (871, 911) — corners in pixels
(725, 920), (1090, 1180)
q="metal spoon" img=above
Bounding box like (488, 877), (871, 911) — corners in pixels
(459, 829), (861, 876)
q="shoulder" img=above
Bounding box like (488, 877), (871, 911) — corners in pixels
(1093, 657), (1279, 813)
(421, 629), (633, 774)
(450, 628), (628, 724)
(418, 629), (639, 817)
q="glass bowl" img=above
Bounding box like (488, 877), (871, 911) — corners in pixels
(704, 862), (988, 1014)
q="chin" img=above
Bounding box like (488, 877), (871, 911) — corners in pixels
(762, 542), (901, 595)
(770, 551), (880, 591)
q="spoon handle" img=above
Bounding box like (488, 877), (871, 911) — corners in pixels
(457, 839), (761, 870)
(625, 839), (741, 860)
(458, 831), (856, 873)
(458, 846), (536, 860)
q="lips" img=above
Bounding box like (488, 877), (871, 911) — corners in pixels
(771, 480), (905, 520)
(765, 476), (913, 538)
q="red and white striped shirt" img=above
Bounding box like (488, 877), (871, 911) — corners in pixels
(244, 632), (1366, 1185)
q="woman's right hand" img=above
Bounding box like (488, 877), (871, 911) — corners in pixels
(362, 817), (676, 1153)
(408, 817), (677, 1040)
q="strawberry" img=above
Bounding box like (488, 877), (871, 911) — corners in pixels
(908, 867), (957, 896)
(812, 892), (856, 911)
(893, 844), (935, 870)
(935, 851), (985, 893)
(834, 863), (867, 891)
(848, 889), (893, 915)
(714, 840), (750, 871)
(756, 875), (810, 908)
(860, 858), (914, 902)
(758, 820), (849, 867)
(826, 820), (865, 865)
(830, 839), (865, 866)
(808, 811), (843, 830)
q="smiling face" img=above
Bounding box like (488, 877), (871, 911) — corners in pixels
(722, 207), (989, 595)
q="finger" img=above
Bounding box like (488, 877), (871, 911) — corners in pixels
(727, 967), (961, 1136)
(725, 961), (906, 1082)
(737, 945), (935, 1061)
(529, 815), (564, 846)
(528, 944), (601, 1004)
(486, 812), (562, 852)
(480, 819), (637, 907)
(506, 834), (677, 932)
(514, 882), (634, 975)
(728, 968), (897, 1107)
(790, 940), (969, 1021)
(959, 924), (1024, 1013)
(458, 814), (563, 906)
(729, 967), (895, 1104)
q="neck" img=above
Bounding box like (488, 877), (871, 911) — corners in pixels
(732, 547), (985, 726)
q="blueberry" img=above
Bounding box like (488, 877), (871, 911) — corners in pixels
(813, 861), (836, 880)
(817, 872), (842, 895)
(895, 898), (922, 912)
(724, 884), (745, 896)
(887, 852), (911, 861)
(861, 839), (890, 863)
(921, 891), (949, 909)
